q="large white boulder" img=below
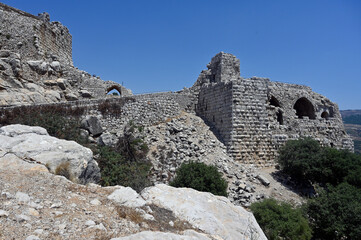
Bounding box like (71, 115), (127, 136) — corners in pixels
(0, 124), (99, 183)
(141, 184), (267, 240)
(111, 230), (212, 240)
(107, 183), (267, 240)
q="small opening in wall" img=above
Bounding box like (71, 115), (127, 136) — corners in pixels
(321, 111), (329, 120)
(277, 110), (283, 125)
(330, 143), (334, 148)
(293, 97), (316, 119)
(269, 96), (280, 107)
(213, 115), (215, 122)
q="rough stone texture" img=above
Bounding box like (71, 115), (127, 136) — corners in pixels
(0, 3), (132, 106)
(193, 52), (354, 165)
(0, 3), (72, 65)
(0, 133), (267, 239)
(107, 187), (146, 208)
(0, 124), (99, 184)
(141, 184), (267, 240)
(111, 230), (212, 240)
(81, 116), (104, 137)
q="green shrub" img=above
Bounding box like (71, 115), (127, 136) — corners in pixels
(277, 137), (321, 182)
(307, 183), (361, 239)
(97, 146), (151, 192)
(250, 199), (312, 240)
(170, 161), (228, 197)
(278, 138), (361, 187)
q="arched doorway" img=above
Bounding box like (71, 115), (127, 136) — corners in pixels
(293, 97), (316, 119)
(106, 85), (122, 96)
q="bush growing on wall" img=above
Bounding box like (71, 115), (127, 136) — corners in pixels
(250, 199), (312, 240)
(170, 161), (228, 197)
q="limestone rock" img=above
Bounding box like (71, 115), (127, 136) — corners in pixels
(97, 132), (117, 146)
(0, 124), (99, 184)
(257, 174), (270, 186)
(141, 184), (267, 240)
(111, 230), (212, 240)
(81, 116), (103, 137)
(108, 186), (146, 208)
(65, 92), (78, 101)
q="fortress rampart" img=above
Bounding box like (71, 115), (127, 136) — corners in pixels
(0, 3), (72, 65)
(193, 52), (353, 165)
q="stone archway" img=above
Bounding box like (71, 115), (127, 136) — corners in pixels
(106, 85), (122, 96)
(293, 97), (316, 119)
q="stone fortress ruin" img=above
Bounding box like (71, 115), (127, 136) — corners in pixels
(0, 3), (353, 166)
(0, 3), (131, 105)
(192, 52), (354, 165)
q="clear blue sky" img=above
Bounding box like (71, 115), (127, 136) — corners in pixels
(2, 0), (361, 109)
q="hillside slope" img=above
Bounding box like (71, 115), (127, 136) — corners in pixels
(341, 110), (361, 154)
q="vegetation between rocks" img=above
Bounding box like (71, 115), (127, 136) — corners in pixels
(250, 199), (312, 240)
(254, 138), (361, 240)
(170, 161), (228, 197)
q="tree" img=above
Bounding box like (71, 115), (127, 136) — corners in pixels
(250, 199), (312, 240)
(277, 137), (321, 182)
(307, 183), (361, 239)
(170, 161), (228, 197)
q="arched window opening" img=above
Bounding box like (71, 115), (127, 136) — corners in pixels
(321, 111), (329, 120)
(106, 86), (122, 96)
(269, 96), (280, 107)
(330, 143), (334, 148)
(277, 110), (283, 125)
(293, 97), (316, 119)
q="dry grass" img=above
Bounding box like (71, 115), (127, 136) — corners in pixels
(115, 204), (197, 233)
(55, 162), (73, 181)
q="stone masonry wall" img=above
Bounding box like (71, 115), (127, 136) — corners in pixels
(196, 81), (233, 145)
(193, 52), (353, 166)
(0, 3), (72, 65)
(0, 92), (193, 136)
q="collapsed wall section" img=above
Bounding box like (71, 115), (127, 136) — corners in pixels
(267, 82), (354, 151)
(0, 3), (72, 65)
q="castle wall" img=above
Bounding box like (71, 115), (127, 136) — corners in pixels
(230, 78), (275, 165)
(0, 3), (72, 65)
(193, 52), (354, 166)
(0, 92), (193, 135)
(267, 82), (354, 150)
(196, 81), (234, 145)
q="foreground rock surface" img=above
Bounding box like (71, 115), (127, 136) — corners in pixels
(141, 184), (267, 240)
(0, 125), (267, 239)
(0, 124), (100, 184)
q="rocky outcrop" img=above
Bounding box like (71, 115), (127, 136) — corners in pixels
(141, 184), (267, 240)
(0, 124), (100, 184)
(106, 184), (267, 240)
(0, 125), (267, 240)
(111, 230), (212, 240)
(0, 3), (132, 106)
